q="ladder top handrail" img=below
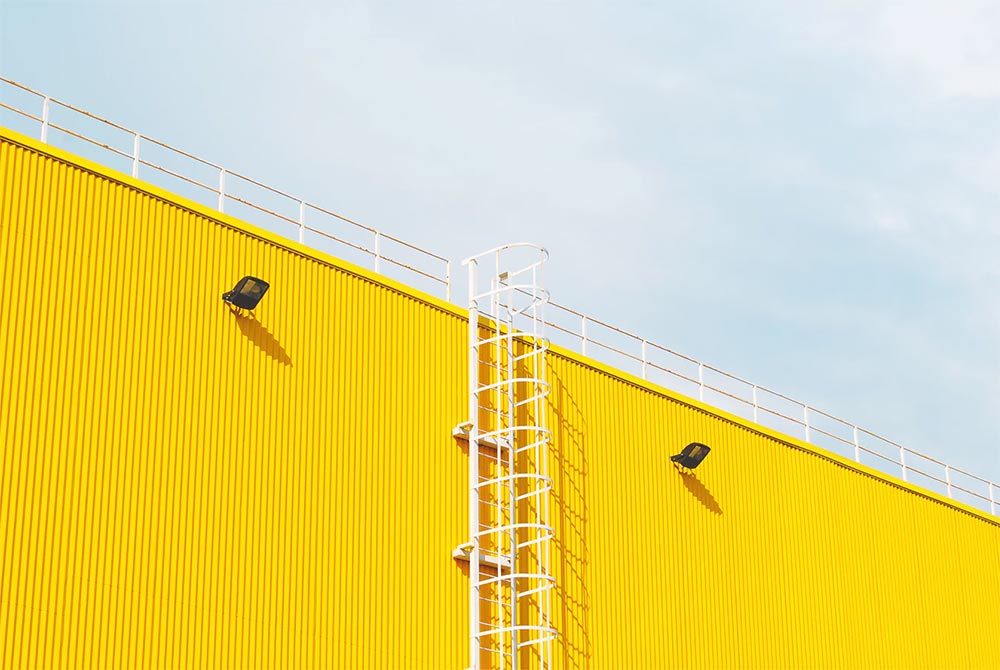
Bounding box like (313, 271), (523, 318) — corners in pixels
(462, 242), (549, 266)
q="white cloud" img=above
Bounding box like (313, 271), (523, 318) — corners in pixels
(879, 1), (1000, 100)
(872, 206), (911, 235)
(801, 0), (1000, 100)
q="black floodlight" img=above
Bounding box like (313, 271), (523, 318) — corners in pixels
(671, 442), (711, 469)
(223, 276), (270, 310)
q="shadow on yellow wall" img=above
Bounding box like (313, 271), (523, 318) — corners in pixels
(229, 308), (292, 366)
(676, 468), (722, 515)
(551, 371), (593, 669)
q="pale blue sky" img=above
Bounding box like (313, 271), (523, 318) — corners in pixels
(2, 1), (999, 489)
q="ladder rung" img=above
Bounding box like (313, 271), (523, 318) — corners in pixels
(478, 646), (513, 656)
(516, 582), (557, 598)
(516, 534), (553, 550)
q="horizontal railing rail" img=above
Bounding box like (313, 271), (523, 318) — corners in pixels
(2, 74), (996, 517)
(539, 300), (998, 516)
(0, 76), (452, 299)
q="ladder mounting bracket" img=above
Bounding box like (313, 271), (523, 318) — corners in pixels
(452, 543), (513, 571)
(452, 422), (507, 452)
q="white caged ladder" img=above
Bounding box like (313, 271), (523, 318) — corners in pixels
(454, 244), (557, 670)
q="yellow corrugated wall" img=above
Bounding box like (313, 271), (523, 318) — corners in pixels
(545, 355), (1000, 669)
(3, 126), (1000, 669)
(0, 129), (469, 668)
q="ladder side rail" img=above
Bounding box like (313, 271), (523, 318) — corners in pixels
(491, 262), (511, 665)
(500, 267), (517, 667)
(466, 257), (482, 670)
(530, 265), (544, 662)
(535, 262), (555, 669)
(503, 285), (520, 668)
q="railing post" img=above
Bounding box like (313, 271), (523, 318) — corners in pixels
(581, 316), (588, 356)
(445, 260), (453, 302)
(40, 97), (51, 142)
(899, 447), (908, 482)
(990, 482), (996, 516)
(298, 200), (306, 244)
(752, 385), (759, 423)
(853, 425), (860, 462)
(218, 168), (226, 212)
(803, 406), (811, 442)
(698, 364), (704, 402)
(131, 134), (141, 178)
(945, 466), (952, 498)
(641, 340), (648, 380)
(374, 231), (382, 273)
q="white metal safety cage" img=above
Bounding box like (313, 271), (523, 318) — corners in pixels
(456, 244), (557, 670)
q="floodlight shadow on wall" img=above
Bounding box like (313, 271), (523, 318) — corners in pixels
(671, 442), (711, 469)
(223, 276), (269, 310)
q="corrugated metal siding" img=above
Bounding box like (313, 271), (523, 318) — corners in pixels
(0, 131), (469, 669)
(3, 126), (1000, 669)
(545, 353), (1000, 669)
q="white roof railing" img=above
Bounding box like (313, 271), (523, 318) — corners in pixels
(0, 77), (452, 299)
(1, 75), (995, 517)
(537, 301), (997, 515)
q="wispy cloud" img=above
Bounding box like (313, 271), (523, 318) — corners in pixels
(805, 1), (1000, 100)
